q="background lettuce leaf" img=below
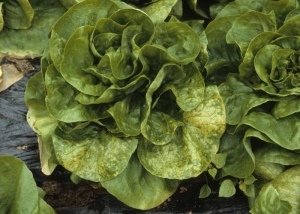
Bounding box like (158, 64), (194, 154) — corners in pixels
(251, 184), (292, 214)
(226, 11), (277, 57)
(2, 0), (34, 30)
(254, 144), (300, 181)
(251, 166), (300, 214)
(0, 3), (66, 58)
(0, 156), (55, 214)
(219, 73), (278, 125)
(236, 112), (300, 150)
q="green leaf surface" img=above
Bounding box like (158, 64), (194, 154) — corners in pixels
(141, 0), (178, 23)
(250, 165), (300, 214)
(219, 179), (236, 197)
(211, 153), (227, 169)
(262, 0), (298, 27)
(24, 71), (58, 175)
(49, 0), (121, 69)
(255, 144), (300, 165)
(278, 13), (300, 36)
(216, 0), (270, 18)
(204, 15), (240, 79)
(239, 182), (255, 197)
(2, 0), (34, 30)
(218, 130), (255, 178)
(244, 175), (257, 185)
(259, 166), (300, 214)
(236, 112), (300, 150)
(254, 144), (300, 181)
(101, 154), (180, 210)
(0, 156), (55, 214)
(226, 11), (276, 57)
(219, 73), (278, 125)
(251, 184), (292, 214)
(107, 94), (146, 136)
(142, 111), (184, 145)
(0, 6), (66, 58)
(208, 168), (218, 179)
(45, 64), (109, 122)
(152, 22), (200, 64)
(272, 96), (300, 119)
(59, 0), (84, 9)
(60, 25), (106, 96)
(138, 86), (226, 179)
(53, 126), (138, 182)
(239, 31), (281, 82)
(199, 184), (211, 199)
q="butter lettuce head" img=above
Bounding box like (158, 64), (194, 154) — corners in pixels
(25, 0), (226, 210)
(205, 0), (300, 93)
(203, 0), (300, 210)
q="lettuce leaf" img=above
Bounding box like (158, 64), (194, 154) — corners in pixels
(0, 156), (55, 214)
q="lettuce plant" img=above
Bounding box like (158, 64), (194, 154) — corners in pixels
(25, 0), (226, 209)
(202, 0), (300, 212)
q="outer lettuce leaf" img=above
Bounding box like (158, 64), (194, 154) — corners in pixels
(251, 185), (292, 214)
(219, 73), (278, 125)
(0, 2), (66, 58)
(101, 154), (180, 210)
(251, 166), (300, 214)
(254, 144), (300, 181)
(0, 156), (55, 214)
(138, 86), (226, 179)
(24, 71), (58, 175)
(45, 64), (110, 122)
(217, 130), (255, 179)
(1, 0), (34, 30)
(235, 112), (300, 150)
(52, 125), (138, 182)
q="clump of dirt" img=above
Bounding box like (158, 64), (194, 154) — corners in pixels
(42, 180), (107, 208)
